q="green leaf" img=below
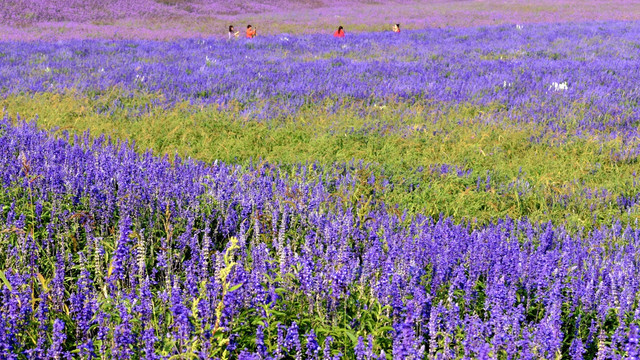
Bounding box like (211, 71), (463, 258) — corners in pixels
(168, 352), (199, 360)
(0, 271), (11, 291)
(252, 318), (267, 327)
(344, 329), (357, 344)
(211, 331), (225, 340)
(274, 287), (287, 295)
(229, 283), (242, 292)
(263, 273), (274, 283)
(376, 326), (394, 334)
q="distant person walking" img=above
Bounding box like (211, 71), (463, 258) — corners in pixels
(246, 25), (257, 38)
(393, 24), (401, 33)
(228, 25), (239, 39)
(333, 26), (345, 38)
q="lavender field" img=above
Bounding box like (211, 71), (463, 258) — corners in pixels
(3, 0), (640, 40)
(2, 1), (640, 359)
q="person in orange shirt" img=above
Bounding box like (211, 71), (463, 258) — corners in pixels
(333, 26), (345, 38)
(246, 25), (257, 38)
(393, 24), (401, 33)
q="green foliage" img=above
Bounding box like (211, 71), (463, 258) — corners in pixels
(3, 92), (638, 229)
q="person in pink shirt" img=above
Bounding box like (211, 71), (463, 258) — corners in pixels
(333, 26), (345, 38)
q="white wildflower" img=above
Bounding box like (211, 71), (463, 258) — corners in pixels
(549, 81), (568, 92)
(137, 233), (146, 278)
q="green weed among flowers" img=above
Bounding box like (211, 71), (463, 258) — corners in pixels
(3, 91), (639, 229)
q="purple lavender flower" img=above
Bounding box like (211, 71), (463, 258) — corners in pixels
(48, 319), (66, 360)
(627, 325), (639, 360)
(305, 330), (320, 360)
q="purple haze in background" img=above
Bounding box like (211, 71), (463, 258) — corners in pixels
(3, 0), (640, 40)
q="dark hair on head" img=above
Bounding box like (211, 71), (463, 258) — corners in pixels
(229, 25), (234, 32)
(396, 24), (400, 27)
(247, 24), (252, 29)
(338, 26), (343, 31)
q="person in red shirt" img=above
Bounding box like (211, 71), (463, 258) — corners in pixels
(246, 25), (257, 39)
(393, 24), (401, 33)
(333, 26), (345, 38)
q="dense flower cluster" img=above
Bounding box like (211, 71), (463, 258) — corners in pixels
(0, 113), (639, 358)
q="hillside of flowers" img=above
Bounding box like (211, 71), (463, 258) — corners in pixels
(2, 5), (640, 359)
